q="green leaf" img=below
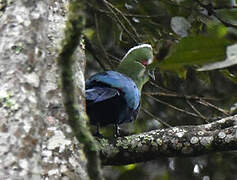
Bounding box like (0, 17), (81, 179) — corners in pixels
(157, 33), (231, 71)
(216, 9), (237, 26)
(123, 164), (137, 170)
(220, 69), (237, 84)
(198, 44), (237, 71)
(83, 28), (95, 39)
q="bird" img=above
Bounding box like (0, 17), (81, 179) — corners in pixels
(86, 44), (153, 137)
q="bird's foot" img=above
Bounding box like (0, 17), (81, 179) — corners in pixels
(93, 124), (104, 138)
(114, 124), (121, 138)
(114, 132), (120, 138)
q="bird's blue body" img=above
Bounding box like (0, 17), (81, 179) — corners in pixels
(85, 44), (153, 136)
(86, 71), (140, 131)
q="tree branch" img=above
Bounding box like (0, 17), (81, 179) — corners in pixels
(195, 0), (237, 28)
(97, 115), (237, 165)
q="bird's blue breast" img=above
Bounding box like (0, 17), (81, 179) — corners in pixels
(86, 71), (140, 110)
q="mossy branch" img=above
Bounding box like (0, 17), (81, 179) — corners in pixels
(57, 1), (104, 179)
(98, 115), (237, 165)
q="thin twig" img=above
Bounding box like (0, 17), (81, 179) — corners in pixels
(107, 53), (121, 63)
(90, 5), (163, 18)
(146, 94), (200, 118)
(142, 107), (172, 128)
(102, 0), (140, 43)
(149, 81), (174, 93)
(94, 13), (114, 69)
(213, 5), (237, 9)
(197, 99), (230, 116)
(160, 0), (193, 11)
(186, 99), (209, 122)
(148, 81), (217, 101)
(85, 37), (108, 70)
(103, 0), (142, 42)
(195, 0), (237, 28)
(143, 91), (216, 101)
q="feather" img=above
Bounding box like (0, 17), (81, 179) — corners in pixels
(85, 44), (153, 136)
(86, 71), (140, 110)
(86, 87), (120, 104)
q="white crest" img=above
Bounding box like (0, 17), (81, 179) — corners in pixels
(122, 44), (152, 61)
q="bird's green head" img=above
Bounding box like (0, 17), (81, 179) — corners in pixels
(117, 44), (154, 91)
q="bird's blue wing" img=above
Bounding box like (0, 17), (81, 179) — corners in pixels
(86, 87), (120, 103)
(86, 71), (140, 110)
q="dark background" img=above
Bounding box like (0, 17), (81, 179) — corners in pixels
(84, 0), (237, 179)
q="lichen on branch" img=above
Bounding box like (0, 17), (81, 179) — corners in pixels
(98, 115), (237, 165)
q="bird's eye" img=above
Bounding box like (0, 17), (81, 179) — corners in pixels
(141, 58), (153, 66)
(141, 59), (148, 66)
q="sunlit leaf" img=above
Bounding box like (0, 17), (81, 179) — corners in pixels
(123, 164), (137, 170)
(216, 9), (237, 26)
(83, 28), (95, 39)
(176, 68), (187, 79)
(114, 163), (137, 172)
(220, 69), (237, 84)
(157, 33), (231, 71)
(198, 43), (237, 71)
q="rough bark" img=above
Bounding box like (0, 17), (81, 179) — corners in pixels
(98, 115), (237, 165)
(0, 0), (89, 179)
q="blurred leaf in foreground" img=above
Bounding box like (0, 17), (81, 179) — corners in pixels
(198, 43), (237, 71)
(157, 26), (232, 71)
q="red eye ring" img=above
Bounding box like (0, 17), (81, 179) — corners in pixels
(141, 59), (147, 66)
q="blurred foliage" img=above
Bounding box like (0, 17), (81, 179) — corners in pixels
(158, 31), (231, 70)
(83, 0), (237, 180)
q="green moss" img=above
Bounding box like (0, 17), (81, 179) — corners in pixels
(116, 138), (123, 147)
(156, 138), (163, 146)
(0, 90), (19, 111)
(11, 42), (24, 54)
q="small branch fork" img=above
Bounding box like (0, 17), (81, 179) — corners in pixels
(98, 115), (237, 165)
(143, 81), (230, 122)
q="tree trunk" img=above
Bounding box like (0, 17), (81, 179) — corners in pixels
(0, 1), (88, 179)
